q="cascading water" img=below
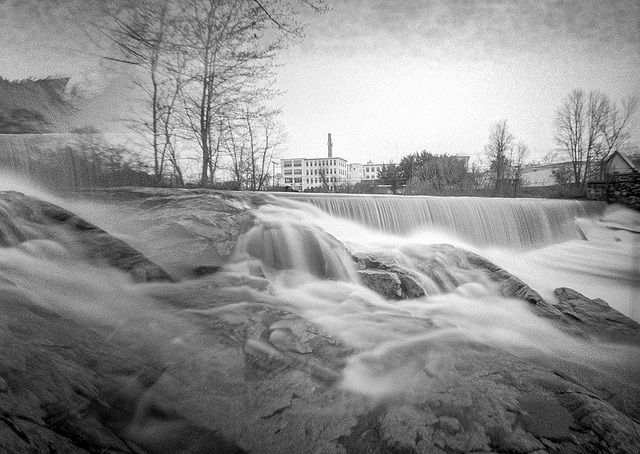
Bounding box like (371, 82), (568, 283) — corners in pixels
(267, 193), (637, 321)
(233, 204), (358, 282)
(279, 193), (606, 249)
(1, 179), (639, 453)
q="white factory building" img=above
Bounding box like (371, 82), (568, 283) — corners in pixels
(280, 156), (350, 191)
(280, 134), (384, 192)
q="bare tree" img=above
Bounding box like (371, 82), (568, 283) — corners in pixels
(598, 94), (640, 178)
(555, 89), (585, 188)
(160, 73), (187, 186)
(601, 95), (639, 154)
(484, 120), (515, 195)
(101, 0), (185, 185)
(177, 0), (289, 187)
(510, 141), (528, 196)
(175, 0), (327, 187)
(246, 107), (286, 190)
(541, 149), (560, 164)
(222, 104), (285, 190)
(584, 91), (609, 181)
(554, 89), (609, 189)
(222, 112), (247, 188)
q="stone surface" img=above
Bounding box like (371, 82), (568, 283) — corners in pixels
(357, 269), (403, 299)
(69, 188), (258, 279)
(354, 244), (559, 318)
(553, 287), (640, 343)
(606, 174), (640, 211)
(0, 190), (173, 282)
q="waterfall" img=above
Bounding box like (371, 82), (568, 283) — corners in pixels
(234, 220), (358, 282)
(277, 193), (606, 249)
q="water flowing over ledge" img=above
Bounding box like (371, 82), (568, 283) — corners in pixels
(276, 193), (606, 249)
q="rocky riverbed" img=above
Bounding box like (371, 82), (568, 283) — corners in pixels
(1, 188), (639, 453)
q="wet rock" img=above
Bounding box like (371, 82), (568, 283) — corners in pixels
(69, 188), (256, 278)
(0, 190), (173, 282)
(353, 252), (426, 299)
(0, 289), (152, 453)
(0, 271), (352, 453)
(396, 273), (426, 298)
(357, 269), (403, 299)
(353, 244), (555, 312)
(462, 248), (562, 317)
(553, 287), (640, 344)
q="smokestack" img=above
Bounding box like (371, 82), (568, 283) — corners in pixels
(328, 133), (333, 158)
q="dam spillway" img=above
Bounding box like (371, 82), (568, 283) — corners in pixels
(275, 193), (606, 249)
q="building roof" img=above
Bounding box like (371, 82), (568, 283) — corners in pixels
(605, 150), (639, 172)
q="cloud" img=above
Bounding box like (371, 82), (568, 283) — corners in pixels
(302, 0), (640, 59)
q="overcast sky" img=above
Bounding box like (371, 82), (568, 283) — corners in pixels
(278, 0), (640, 164)
(1, 0), (639, 165)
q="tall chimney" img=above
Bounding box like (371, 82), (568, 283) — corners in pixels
(328, 133), (333, 158)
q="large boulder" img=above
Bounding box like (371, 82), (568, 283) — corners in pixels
(0, 190), (172, 282)
(354, 244), (555, 314)
(68, 187), (257, 279)
(553, 287), (640, 343)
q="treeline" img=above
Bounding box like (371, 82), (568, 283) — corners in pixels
(377, 152), (482, 195)
(377, 86), (638, 198)
(375, 144), (526, 198)
(481, 120), (529, 197)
